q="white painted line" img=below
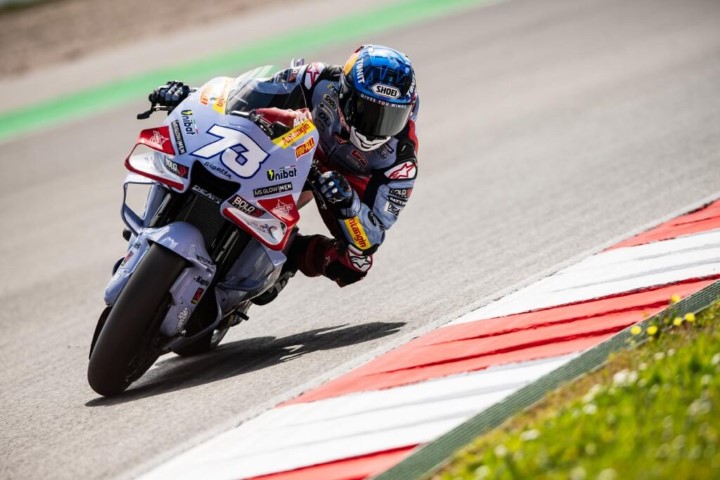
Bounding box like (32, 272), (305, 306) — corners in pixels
(139, 355), (575, 480)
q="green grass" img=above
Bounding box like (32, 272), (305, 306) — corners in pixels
(432, 301), (720, 480)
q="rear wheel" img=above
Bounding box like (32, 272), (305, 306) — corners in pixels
(87, 244), (186, 397)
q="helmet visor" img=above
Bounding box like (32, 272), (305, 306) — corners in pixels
(347, 93), (412, 138)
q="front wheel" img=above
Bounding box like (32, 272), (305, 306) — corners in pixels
(88, 244), (186, 397)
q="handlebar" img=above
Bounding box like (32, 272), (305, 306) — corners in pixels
(137, 102), (170, 120)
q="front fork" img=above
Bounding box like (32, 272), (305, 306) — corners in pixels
(104, 222), (217, 338)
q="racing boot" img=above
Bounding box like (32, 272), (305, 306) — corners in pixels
(289, 233), (373, 287)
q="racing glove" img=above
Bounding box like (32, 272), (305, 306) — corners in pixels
(149, 81), (191, 112)
(314, 171), (360, 218)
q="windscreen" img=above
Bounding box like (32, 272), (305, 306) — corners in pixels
(226, 66), (307, 114)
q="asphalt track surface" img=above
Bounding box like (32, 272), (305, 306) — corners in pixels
(2, 0), (719, 478)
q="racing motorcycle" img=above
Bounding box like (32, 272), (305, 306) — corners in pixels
(88, 65), (320, 396)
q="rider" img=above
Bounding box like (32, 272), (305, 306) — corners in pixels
(150, 45), (419, 301)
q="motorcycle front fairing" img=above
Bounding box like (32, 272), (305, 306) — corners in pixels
(106, 67), (319, 341)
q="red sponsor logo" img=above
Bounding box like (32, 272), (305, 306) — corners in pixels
(294, 136), (316, 158)
(138, 126), (175, 155)
(258, 195), (299, 225)
(191, 287), (204, 305)
(350, 149), (367, 167)
(385, 161), (417, 180)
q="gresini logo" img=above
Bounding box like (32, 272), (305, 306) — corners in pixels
(171, 120), (186, 154)
(253, 183), (293, 197)
(267, 166), (297, 181)
(371, 83), (400, 99)
(272, 198), (293, 217)
(150, 130), (168, 147)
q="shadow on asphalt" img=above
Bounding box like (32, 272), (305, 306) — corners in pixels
(85, 321), (404, 406)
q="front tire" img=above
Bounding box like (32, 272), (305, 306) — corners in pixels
(88, 244), (186, 397)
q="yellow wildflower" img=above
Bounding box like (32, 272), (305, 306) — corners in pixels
(630, 325), (642, 336)
(684, 313), (696, 323)
(647, 325), (659, 336)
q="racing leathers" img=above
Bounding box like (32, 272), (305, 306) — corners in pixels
(270, 62), (419, 287)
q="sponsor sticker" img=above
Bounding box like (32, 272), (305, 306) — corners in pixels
(385, 201), (401, 216)
(304, 62), (324, 89)
(294, 136), (316, 159)
(253, 182), (293, 198)
(191, 288), (204, 305)
(170, 120), (187, 154)
(246, 219), (285, 241)
(343, 216), (371, 251)
(376, 143), (395, 160)
(356, 57), (365, 83)
(368, 211), (385, 230)
(177, 307), (190, 321)
(388, 187), (413, 199)
(272, 120), (315, 149)
(199, 77), (232, 112)
(371, 83), (401, 99)
(196, 254), (212, 266)
(385, 161), (417, 180)
(387, 195), (407, 207)
(316, 106), (332, 129)
(229, 194), (263, 217)
(346, 245), (372, 272)
(267, 165), (298, 181)
(150, 130), (168, 148)
(350, 149), (367, 167)
(203, 161), (232, 179)
(139, 126), (174, 154)
(258, 195), (299, 224)
(322, 94), (338, 111)
(192, 185), (222, 203)
(163, 156), (189, 178)
(213, 92), (228, 114)
(120, 250), (134, 267)
(180, 110), (198, 135)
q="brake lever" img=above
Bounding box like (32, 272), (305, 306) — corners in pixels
(136, 103), (169, 120)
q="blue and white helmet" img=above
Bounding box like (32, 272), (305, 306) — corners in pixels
(339, 45), (416, 151)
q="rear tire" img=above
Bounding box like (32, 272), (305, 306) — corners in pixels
(88, 244), (186, 397)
